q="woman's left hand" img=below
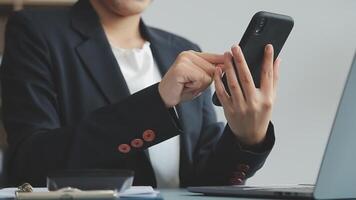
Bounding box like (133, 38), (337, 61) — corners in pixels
(214, 44), (281, 146)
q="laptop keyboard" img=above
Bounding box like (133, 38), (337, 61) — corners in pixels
(235, 185), (314, 194)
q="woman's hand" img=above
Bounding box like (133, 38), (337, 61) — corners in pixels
(159, 50), (224, 108)
(214, 44), (281, 146)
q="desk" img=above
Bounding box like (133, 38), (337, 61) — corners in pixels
(0, 189), (282, 200)
(160, 189), (276, 200)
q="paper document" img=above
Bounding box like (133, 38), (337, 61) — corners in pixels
(0, 186), (159, 198)
(0, 187), (48, 198)
(120, 186), (159, 198)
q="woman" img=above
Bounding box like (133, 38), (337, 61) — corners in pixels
(0, 0), (279, 187)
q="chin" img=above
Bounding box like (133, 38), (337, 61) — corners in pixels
(103, 0), (151, 16)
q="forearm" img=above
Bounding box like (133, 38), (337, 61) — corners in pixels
(68, 83), (182, 168)
(6, 83), (181, 186)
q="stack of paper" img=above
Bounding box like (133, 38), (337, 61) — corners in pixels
(0, 187), (48, 198)
(0, 186), (161, 199)
(119, 186), (160, 198)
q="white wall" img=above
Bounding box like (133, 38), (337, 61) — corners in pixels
(143, 0), (356, 185)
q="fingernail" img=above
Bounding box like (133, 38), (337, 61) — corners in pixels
(231, 44), (240, 52)
(265, 44), (272, 52)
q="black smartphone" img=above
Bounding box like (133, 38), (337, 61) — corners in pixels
(212, 11), (294, 106)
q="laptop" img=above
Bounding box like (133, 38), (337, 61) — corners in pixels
(188, 52), (356, 199)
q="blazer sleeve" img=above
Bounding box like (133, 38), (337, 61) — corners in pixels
(0, 12), (181, 186)
(190, 53), (275, 187)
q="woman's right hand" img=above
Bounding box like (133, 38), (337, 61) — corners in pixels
(158, 50), (224, 108)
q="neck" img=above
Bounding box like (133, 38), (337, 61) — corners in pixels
(90, 0), (145, 49)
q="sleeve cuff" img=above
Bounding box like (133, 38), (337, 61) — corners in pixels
(73, 83), (184, 157)
(236, 122), (275, 154)
(168, 106), (182, 130)
(220, 122), (275, 178)
(116, 83), (183, 147)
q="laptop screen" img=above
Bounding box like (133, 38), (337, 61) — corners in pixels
(314, 53), (356, 199)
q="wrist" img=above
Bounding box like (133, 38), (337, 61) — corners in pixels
(158, 82), (174, 108)
(230, 122), (275, 153)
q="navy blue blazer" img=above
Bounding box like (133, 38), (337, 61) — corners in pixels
(0, 0), (275, 187)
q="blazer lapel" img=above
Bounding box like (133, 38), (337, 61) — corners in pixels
(70, 0), (130, 104)
(141, 23), (196, 152)
(143, 23), (200, 184)
(140, 22), (175, 76)
(70, 1), (199, 184)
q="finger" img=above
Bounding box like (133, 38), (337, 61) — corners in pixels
(193, 51), (225, 64)
(189, 52), (216, 77)
(273, 57), (281, 100)
(260, 44), (274, 96)
(213, 66), (231, 108)
(223, 51), (245, 105)
(216, 64), (225, 70)
(231, 45), (256, 100)
(183, 63), (212, 92)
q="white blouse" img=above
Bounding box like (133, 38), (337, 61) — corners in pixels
(111, 41), (180, 188)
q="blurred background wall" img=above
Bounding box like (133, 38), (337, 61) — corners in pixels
(0, 0), (356, 186)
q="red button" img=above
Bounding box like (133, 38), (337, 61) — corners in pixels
(230, 177), (244, 185)
(143, 129), (155, 142)
(118, 144), (131, 153)
(131, 138), (144, 148)
(237, 164), (250, 172)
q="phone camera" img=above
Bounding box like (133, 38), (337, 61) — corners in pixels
(255, 17), (266, 34)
